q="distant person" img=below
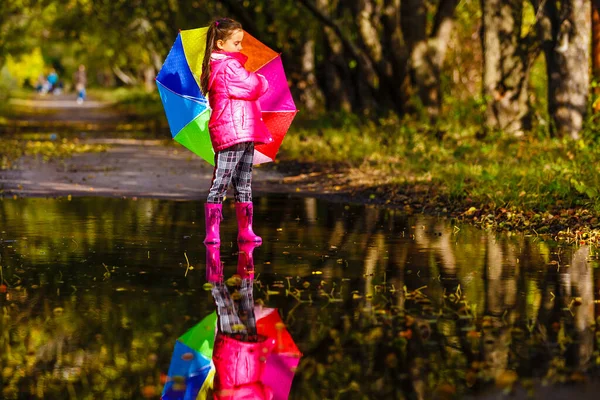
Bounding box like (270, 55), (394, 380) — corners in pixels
(35, 74), (46, 93)
(200, 17), (272, 245)
(47, 69), (59, 93)
(73, 64), (87, 104)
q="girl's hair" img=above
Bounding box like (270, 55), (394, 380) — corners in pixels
(200, 18), (243, 95)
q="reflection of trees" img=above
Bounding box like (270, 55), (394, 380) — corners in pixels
(275, 208), (600, 399)
(0, 284), (216, 398)
(2, 196), (600, 398)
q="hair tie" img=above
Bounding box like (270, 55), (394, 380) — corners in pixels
(215, 21), (219, 27)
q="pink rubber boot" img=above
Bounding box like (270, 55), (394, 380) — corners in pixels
(235, 202), (262, 243)
(204, 203), (222, 244)
(205, 244), (223, 283)
(237, 242), (261, 279)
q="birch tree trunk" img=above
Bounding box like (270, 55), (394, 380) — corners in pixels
(481, 0), (532, 136)
(538, 0), (591, 139)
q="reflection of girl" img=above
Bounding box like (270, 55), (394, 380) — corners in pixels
(205, 243), (274, 399)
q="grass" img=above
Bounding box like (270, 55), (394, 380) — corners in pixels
(280, 113), (600, 241)
(0, 138), (108, 170)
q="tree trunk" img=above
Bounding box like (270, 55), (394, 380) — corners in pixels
(301, 0), (458, 121)
(481, 0), (532, 136)
(403, 0), (459, 122)
(299, 39), (324, 112)
(143, 66), (155, 92)
(594, 0), (600, 111)
(539, 0), (590, 139)
(381, 0), (411, 114)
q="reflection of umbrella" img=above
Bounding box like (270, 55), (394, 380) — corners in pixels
(162, 307), (301, 400)
(156, 28), (297, 166)
(161, 312), (217, 400)
(255, 307), (302, 400)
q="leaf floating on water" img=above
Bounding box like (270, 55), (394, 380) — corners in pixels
(464, 207), (477, 216)
(181, 352), (195, 361)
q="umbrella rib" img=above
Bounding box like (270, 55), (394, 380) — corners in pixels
(156, 80), (208, 105)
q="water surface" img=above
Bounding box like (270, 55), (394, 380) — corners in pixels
(0, 195), (598, 399)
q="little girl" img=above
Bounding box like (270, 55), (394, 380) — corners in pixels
(200, 18), (273, 245)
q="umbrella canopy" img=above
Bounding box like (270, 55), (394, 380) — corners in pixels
(161, 312), (217, 400)
(239, 31), (298, 164)
(162, 307), (301, 400)
(255, 307), (302, 400)
(156, 28), (214, 165)
(156, 28), (297, 166)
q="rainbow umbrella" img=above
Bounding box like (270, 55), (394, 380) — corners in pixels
(156, 28), (297, 166)
(240, 31), (298, 164)
(161, 312), (217, 400)
(162, 307), (301, 400)
(156, 28), (213, 165)
(254, 307), (302, 400)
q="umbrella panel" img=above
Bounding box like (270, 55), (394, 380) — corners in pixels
(174, 110), (214, 166)
(256, 308), (301, 356)
(241, 31), (279, 72)
(179, 311), (217, 356)
(262, 354), (301, 400)
(161, 341), (213, 400)
(256, 57), (296, 112)
(156, 34), (203, 99)
(255, 111), (297, 162)
(180, 27), (209, 85)
(156, 82), (209, 139)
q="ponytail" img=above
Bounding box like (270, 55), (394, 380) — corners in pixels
(200, 18), (243, 96)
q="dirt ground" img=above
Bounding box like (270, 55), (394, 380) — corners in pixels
(0, 94), (340, 201)
(0, 138), (296, 200)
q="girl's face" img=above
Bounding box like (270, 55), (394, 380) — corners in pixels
(216, 29), (244, 53)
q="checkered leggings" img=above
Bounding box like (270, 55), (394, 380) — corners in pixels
(211, 279), (258, 341)
(207, 142), (254, 204)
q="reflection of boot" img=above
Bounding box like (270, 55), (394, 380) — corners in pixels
(204, 203), (222, 244)
(237, 242), (261, 279)
(236, 202), (261, 243)
(206, 244), (223, 283)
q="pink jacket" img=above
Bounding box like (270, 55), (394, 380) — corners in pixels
(212, 333), (275, 400)
(207, 51), (273, 152)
